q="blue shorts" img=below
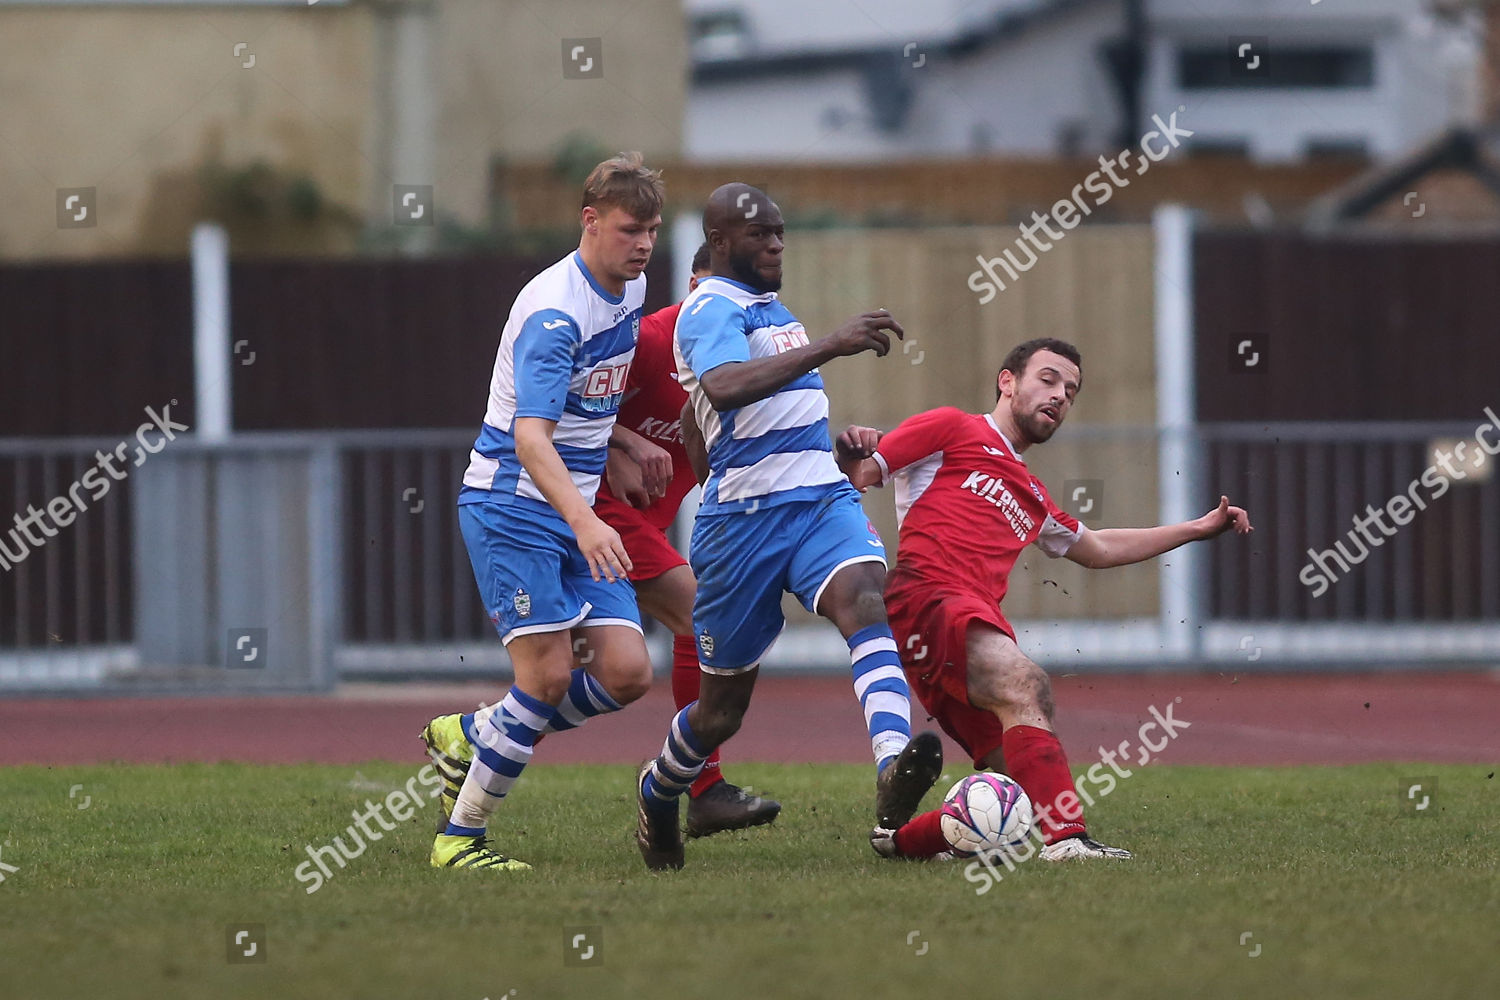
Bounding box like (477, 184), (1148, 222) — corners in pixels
(688, 485), (886, 673)
(459, 501), (641, 645)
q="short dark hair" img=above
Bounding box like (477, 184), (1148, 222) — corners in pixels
(691, 241), (710, 273)
(998, 338), (1083, 400)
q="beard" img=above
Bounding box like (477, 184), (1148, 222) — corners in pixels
(728, 248), (782, 293)
(1014, 405), (1061, 445)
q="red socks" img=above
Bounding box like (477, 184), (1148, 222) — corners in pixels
(670, 633), (722, 798)
(1001, 724), (1086, 844)
(892, 723), (1087, 858)
(894, 808), (950, 857)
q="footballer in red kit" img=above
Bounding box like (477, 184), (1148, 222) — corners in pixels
(597, 243), (781, 836)
(875, 405), (1083, 771)
(838, 338), (1253, 861)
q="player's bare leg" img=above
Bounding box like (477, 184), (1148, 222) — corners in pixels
(570, 623), (653, 705)
(874, 626), (1128, 861)
(431, 629), (573, 870)
(964, 624), (1130, 860)
(426, 625), (647, 822)
(816, 561), (943, 829)
(638, 666), (758, 869)
(963, 625), (1054, 731)
(633, 564), (695, 634)
(435, 626), (652, 870)
(522, 623), (652, 743)
(635, 565), (780, 837)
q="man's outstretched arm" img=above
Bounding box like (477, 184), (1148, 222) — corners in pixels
(698, 311), (904, 412)
(1064, 496), (1253, 570)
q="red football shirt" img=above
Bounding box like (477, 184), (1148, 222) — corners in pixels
(873, 407), (1083, 606)
(594, 303), (697, 531)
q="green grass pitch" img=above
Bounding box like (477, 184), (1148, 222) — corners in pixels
(0, 762), (1495, 999)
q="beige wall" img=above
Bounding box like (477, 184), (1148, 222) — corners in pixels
(0, 5), (379, 258)
(0, 0), (684, 259)
(774, 224), (1162, 623)
(434, 0), (686, 225)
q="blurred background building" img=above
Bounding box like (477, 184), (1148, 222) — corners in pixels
(687, 0), (1480, 162)
(2, 0), (1497, 691)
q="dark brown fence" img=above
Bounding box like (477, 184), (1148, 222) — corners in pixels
(0, 252), (670, 650)
(0, 261), (195, 438)
(3, 237), (1495, 651)
(1194, 229), (1500, 622)
(1193, 230), (1500, 423)
(1, 253), (672, 438)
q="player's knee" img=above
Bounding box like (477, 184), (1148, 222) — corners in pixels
(659, 607), (694, 637)
(609, 671), (652, 706)
(1035, 670), (1056, 723)
(851, 586), (888, 629)
(1015, 660), (1052, 718)
(975, 658), (1049, 717)
(533, 671), (574, 706)
(825, 585), (887, 635)
(598, 655), (653, 706)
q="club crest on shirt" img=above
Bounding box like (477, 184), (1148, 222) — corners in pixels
(513, 587), (532, 619)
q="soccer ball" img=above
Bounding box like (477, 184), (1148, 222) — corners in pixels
(938, 773), (1033, 858)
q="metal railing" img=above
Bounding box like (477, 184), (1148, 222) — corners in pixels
(2, 421), (1496, 691)
(1201, 421), (1500, 623)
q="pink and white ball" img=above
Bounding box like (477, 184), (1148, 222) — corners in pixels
(939, 773), (1033, 858)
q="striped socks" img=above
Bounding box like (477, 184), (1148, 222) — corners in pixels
(446, 686), (555, 835)
(848, 623), (912, 771)
(642, 705), (710, 809)
(671, 633), (724, 796)
(540, 667), (623, 735)
(462, 667), (622, 746)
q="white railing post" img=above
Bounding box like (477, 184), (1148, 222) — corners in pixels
(1153, 205), (1201, 663)
(192, 223), (231, 442)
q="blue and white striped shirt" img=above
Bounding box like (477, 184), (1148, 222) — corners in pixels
(460, 251), (643, 521)
(673, 276), (844, 515)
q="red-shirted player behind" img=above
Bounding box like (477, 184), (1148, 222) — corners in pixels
(836, 338), (1252, 861)
(598, 243), (781, 837)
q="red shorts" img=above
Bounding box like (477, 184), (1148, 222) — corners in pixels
(593, 495), (688, 583)
(884, 583), (1014, 768)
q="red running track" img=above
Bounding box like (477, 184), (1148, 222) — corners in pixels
(2, 672), (1497, 768)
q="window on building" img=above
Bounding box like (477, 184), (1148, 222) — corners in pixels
(1178, 45), (1375, 89)
(1304, 137), (1370, 161)
(691, 10), (752, 62)
(1184, 138), (1252, 158)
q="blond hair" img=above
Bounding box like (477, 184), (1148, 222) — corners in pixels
(581, 152), (664, 221)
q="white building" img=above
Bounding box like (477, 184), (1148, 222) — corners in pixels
(1145, 0), (1481, 161)
(685, 0), (1482, 162)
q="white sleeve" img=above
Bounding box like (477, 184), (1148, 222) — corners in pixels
(1035, 517), (1084, 558)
